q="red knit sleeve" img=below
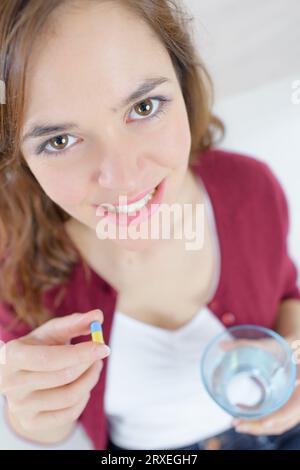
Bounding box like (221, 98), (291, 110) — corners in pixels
(278, 194), (300, 302)
(263, 162), (300, 302)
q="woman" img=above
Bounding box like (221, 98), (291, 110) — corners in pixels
(0, 0), (300, 450)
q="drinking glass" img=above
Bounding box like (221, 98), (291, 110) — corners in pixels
(200, 325), (297, 419)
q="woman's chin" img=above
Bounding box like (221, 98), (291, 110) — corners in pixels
(94, 202), (172, 252)
(101, 233), (167, 253)
(97, 229), (168, 252)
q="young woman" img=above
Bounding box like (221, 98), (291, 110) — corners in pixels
(0, 0), (300, 450)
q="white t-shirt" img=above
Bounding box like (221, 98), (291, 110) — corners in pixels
(104, 307), (234, 450)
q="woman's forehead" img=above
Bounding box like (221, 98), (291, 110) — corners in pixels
(23, 1), (173, 119)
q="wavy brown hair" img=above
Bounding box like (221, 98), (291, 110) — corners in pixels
(0, 0), (225, 329)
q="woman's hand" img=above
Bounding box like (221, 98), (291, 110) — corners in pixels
(223, 335), (300, 435)
(0, 309), (110, 444)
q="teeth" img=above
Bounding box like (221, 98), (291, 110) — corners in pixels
(102, 188), (156, 214)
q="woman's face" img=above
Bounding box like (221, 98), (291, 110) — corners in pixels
(21, 1), (192, 252)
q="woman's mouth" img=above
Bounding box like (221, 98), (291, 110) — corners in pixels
(99, 186), (157, 214)
(94, 177), (166, 226)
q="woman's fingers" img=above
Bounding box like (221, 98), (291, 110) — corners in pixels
(6, 338), (109, 372)
(1, 310), (110, 437)
(220, 337), (281, 355)
(7, 360), (103, 416)
(31, 359), (103, 412)
(2, 358), (99, 396)
(233, 388), (300, 435)
(25, 310), (104, 345)
(19, 392), (92, 433)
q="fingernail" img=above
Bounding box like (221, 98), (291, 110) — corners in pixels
(99, 345), (111, 356)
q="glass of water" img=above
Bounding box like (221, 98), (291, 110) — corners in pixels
(200, 325), (297, 419)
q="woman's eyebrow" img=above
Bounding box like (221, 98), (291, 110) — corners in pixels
(21, 75), (171, 144)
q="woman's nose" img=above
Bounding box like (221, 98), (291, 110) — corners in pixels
(97, 154), (140, 192)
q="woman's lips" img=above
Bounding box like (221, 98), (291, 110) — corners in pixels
(111, 186), (156, 206)
(94, 177), (166, 222)
(92, 179), (163, 210)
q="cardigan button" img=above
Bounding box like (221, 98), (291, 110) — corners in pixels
(221, 312), (236, 325)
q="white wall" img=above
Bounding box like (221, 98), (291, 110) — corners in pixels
(182, 0), (300, 275)
(183, 0), (300, 99)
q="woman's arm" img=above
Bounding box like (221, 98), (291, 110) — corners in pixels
(273, 298), (300, 342)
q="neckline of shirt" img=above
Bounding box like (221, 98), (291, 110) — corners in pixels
(114, 304), (214, 337)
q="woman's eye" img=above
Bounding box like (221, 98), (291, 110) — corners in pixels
(128, 96), (169, 121)
(36, 135), (77, 157)
(36, 96), (171, 157)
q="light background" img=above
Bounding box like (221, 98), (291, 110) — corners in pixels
(184, 0), (300, 274)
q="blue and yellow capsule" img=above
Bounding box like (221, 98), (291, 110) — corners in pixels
(90, 320), (104, 344)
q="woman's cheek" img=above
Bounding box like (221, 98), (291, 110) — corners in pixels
(155, 107), (191, 168)
(31, 166), (88, 207)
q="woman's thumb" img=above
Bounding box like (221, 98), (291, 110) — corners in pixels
(25, 310), (104, 345)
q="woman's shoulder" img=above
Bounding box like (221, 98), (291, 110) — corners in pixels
(199, 147), (276, 180)
(197, 147), (287, 211)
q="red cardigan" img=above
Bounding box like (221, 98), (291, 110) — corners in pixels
(1, 148), (300, 449)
